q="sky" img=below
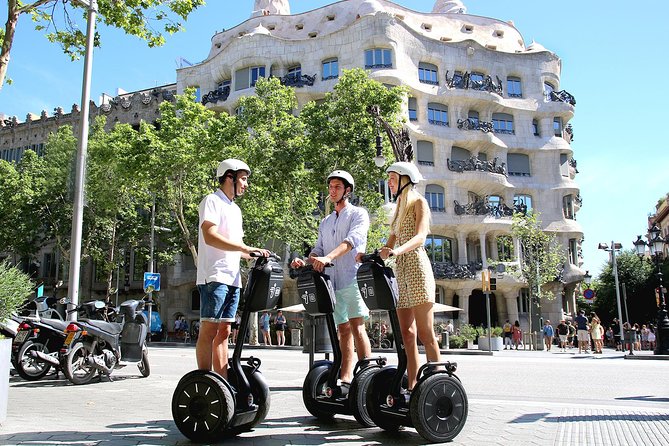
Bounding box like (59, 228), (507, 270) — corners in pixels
(1, 0), (667, 277)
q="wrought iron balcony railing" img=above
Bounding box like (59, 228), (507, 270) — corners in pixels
(279, 73), (316, 88)
(202, 86), (230, 105)
(432, 261), (482, 280)
(548, 89), (576, 106)
(457, 118), (493, 133)
(447, 156), (507, 176)
(454, 198), (527, 218)
(445, 71), (503, 96)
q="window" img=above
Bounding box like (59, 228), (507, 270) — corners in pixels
(133, 249), (148, 282)
(470, 72), (484, 90)
(217, 79), (231, 91)
(507, 76), (522, 97)
(408, 97), (417, 121)
(287, 65), (302, 80)
(418, 62), (438, 85)
(427, 103), (448, 126)
(191, 288), (201, 311)
(507, 153), (530, 177)
(497, 235), (514, 261)
(488, 195), (502, 212)
(560, 153), (570, 177)
(544, 81), (555, 100)
(468, 110), (479, 125)
(322, 58), (338, 80)
(553, 117), (563, 137)
(365, 48), (392, 69)
(513, 194), (533, 213)
(568, 239), (578, 264)
(416, 140), (434, 166)
(43, 252), (57, 279)
(532, 119), (540, 136)
(451, 146), (471, 161)
(193, 87), (201, 103)
(492, 113), (514, 134)
(563, 195), (575, 219)
(517, 288), (530, 314)
(478, 152), (487, 162)
(436, 286), (445, 304)
(425, 184), (445, 212)
(234, 66), (266, 91)
(425, 235), (453, 262)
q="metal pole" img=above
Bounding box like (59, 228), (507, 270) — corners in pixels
(485, 291), (491, 352)
(611, 242), (625, 343)
(66, 0), (97, 322)
(146, 196), (155, 340)
(622, 282), (629, 323)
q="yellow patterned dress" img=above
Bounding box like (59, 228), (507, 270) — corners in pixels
(394, 204), (435, 309)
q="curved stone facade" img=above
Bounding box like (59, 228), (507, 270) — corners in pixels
(178, 0), (584, 330)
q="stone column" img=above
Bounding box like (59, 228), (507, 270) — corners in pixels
(491, 236), (499, 262)
(457, 232), (468, 264)
(505, 294), (519, 325)
(479, 232), (488, 269)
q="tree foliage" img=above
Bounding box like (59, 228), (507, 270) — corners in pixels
(0, 260), (34, 323)
(0, 0), (205, 91)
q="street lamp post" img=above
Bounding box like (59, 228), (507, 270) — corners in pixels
(66, 0), (98, 321)
(633, 224), (669, 355)
(598, 242), (625, 345)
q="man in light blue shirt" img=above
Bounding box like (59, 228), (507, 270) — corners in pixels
(291, 170), (371, 385)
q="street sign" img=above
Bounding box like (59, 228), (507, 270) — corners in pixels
(583, 288), (595, 300)
(143, 272), (161, 292)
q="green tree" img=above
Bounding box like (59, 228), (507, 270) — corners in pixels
(0, 261), (34, 323)
(0, 0), (205, 91)
(301, 68), (407, 249)
(511, 212), (567, 334)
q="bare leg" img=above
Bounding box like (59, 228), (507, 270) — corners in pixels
(414, 303), (441, 363)
(397, 308), (419, 390)
(338, 321), (355, 383)
(196, 321), (231, 379)
(212, 323), (231, 379)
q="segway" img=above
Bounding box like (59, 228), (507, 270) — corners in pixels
(297, 264), (387, 427)
(358, 252), (468, 442)
(172, 252), (283, 443)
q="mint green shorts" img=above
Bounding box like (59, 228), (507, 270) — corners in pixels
(333, 284), (370, 326)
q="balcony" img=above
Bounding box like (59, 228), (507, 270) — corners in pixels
(454, 196), (527, 218)
(457, 118), (493, 133)
(432, 261), (481, 280)
(201, 86), (230, 105)
(547, 89), (576, 106)
(447, 156), (507, 176)
(445, 71), (503, 95)
(279, 73), (316, 88)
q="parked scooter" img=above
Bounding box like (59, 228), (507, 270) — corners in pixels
(59, 298), (150, 384)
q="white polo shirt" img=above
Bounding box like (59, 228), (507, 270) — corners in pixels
(196, 189), (244, 287)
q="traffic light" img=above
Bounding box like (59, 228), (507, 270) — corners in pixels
(481, 271), (489, 292)
(490, 277), (497, 291)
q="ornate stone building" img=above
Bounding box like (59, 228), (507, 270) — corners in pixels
(176, 0), (585, 330)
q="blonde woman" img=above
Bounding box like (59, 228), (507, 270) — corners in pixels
(379, 161), (439, 392)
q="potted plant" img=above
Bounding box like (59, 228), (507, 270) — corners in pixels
(478, 326), (504, 351)
(0, 261), (34, 424)
(459, 324), (477, 349)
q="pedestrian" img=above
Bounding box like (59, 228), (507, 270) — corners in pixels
(512, 320), (523, 350)
(641, 324), (649, 350)
(542, 320), (554, 351)
(230, 312), (241, 344)
(574, 310), (590, 354)
(612, 318), (622, 351)
(503, 319), (512, 350)
(556, 320), (569, 351)
(567, 320), (576, 349)
(274, 310), (286, 346)
(196, 158), (270, 379)
(260, 311), (272, 346)
(376, 161), (441, 392)
(590, 312), (603, 354)
(605, 326), (614, 348)
(648, 324), (657, 350)
(292, 169), (372, 389)
(633, 323), (642, 351)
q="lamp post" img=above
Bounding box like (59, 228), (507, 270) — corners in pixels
(66, 0), (98, 321)
(633, 224), (669, 355)
(598, 242), (625, 345)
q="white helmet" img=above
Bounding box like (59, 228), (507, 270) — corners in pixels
(386, 161), (424, 184)
(217, 158), (251, 179)
(327, 170), (355, 193)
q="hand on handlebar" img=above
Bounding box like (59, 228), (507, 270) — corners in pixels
(379, 246), (395, 260)
(311, 256), (332, 273)
(248, 248), (271, 258)
(290, 257), (306, 269)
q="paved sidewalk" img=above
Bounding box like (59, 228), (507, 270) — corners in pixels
(2, 346), (668, 445)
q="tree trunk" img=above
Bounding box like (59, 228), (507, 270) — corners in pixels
(0, 2), (20, 92)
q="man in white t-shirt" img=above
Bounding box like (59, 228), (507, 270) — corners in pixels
(196, 159), (269, 378)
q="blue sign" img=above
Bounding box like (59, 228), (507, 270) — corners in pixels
(583, 288), (595, 300)
(36, 284), (44, 298)
(143, 272), (161, 292)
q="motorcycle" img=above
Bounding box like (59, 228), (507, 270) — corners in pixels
(59, 298), (150, 385)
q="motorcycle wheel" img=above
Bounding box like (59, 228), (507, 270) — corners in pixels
(349, 365), (382, 427)
(302, 363), (336, 420)
(63, 342), (97, 385)
(16, 340), (52, 381)
(226, 366), (271, 436)
(410, 373), (468, 443)
(366, 367), (406, 432)
(137, 345), (150, 377)
(172, 370), (234, 443)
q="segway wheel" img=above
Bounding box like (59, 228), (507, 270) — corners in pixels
(172, 370), (235, 442)
(302, 363), (336, 420)
(226, 365), (271, 436)
(349, 366), (382, 427)
(410, 373), (468, 443)
(366, 367), (407, 432)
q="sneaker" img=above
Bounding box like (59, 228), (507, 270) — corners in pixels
(339, 381), (350, 397)
(400, 388), (412, 405)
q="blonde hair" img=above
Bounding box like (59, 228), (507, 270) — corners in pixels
(390, 178), (431, 236)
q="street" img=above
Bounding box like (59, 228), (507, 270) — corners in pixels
(1, 345), (669, 445)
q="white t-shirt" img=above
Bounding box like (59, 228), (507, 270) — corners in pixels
(196, 189), (244, 287)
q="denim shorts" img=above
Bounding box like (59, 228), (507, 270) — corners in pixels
(333, 283), (370, 326)
(198, 282), (240, 323)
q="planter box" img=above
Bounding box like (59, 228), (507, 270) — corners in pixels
(478, 336), (504, 351)
(290, 329), (301, 346)
(0, 337), (10, 424)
